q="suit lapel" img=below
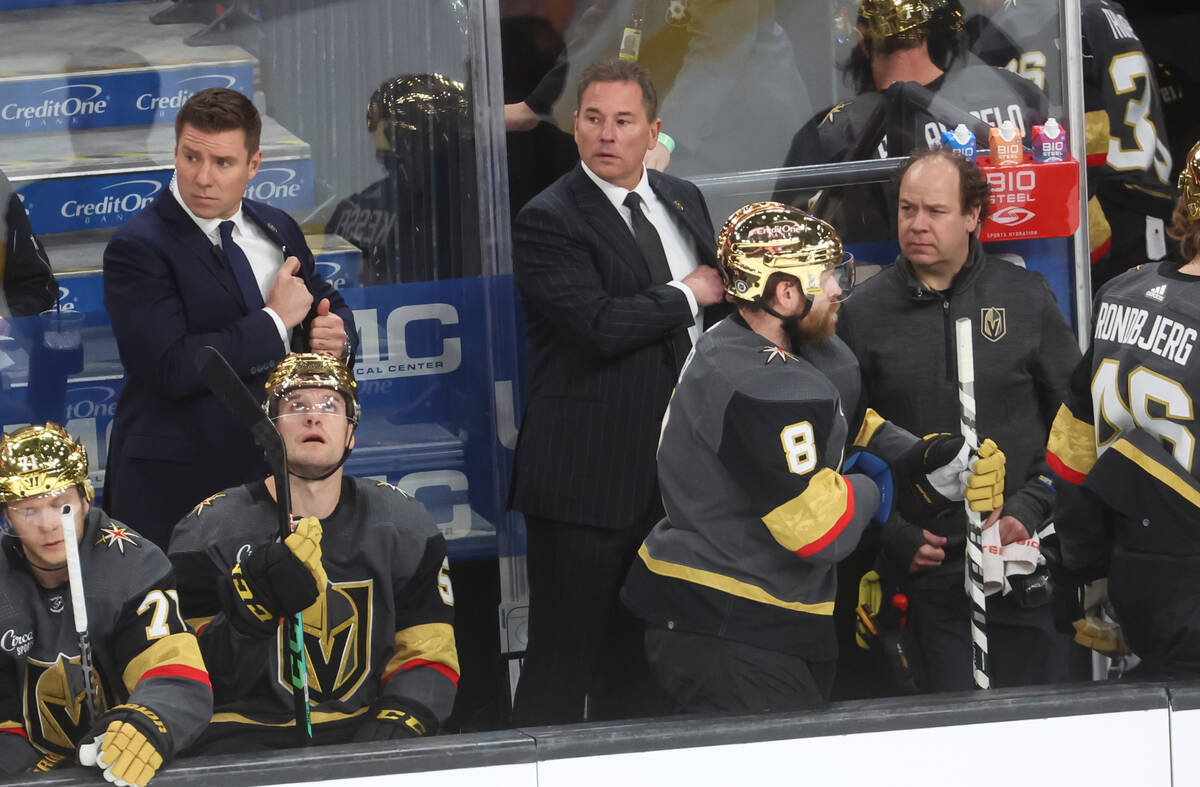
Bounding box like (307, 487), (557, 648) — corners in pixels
(154, 192), (246, 308)
(242, 199), (288, 253)
(568, 166), (650, 284)
(649, 171), (717, 266)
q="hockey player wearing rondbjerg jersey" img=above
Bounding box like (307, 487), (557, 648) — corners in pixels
(0, 423), (212, 784)
(621, 203), (1006, 713)
(169, 353), (458, 752)
(776, 0), (1047, 246)
(1047, 139), (1200, 677)
(967, 0), (1175, 287)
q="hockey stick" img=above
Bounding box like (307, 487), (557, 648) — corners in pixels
(954, 318), (991, 690)
(196, 346), (312, 743)
(60, 504), (100, 720)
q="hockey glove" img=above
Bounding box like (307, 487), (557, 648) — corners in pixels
(900, 433), (968, 515)
(843, 450), (895, 524)
(964, 439), (1005, 512)
(353, 698), (439, 741)
(228, 517), (326, 635)
(77, 703), (172, 787)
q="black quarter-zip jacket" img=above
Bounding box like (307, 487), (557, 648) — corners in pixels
(838, 238), (1081, 587)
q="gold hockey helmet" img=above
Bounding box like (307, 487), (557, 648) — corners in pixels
(716, 202), (854, 304)
(0, 423), (93, 506)
(1179, 137), (1200, 222)
(856, 0), (963, 43)
(265, 353), (360, 424)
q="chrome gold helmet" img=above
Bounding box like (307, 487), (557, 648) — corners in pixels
(0, 423), (93, 506)
(265, 353), (360, 424)
(1179, 137), (1200, 222)
(856, 0), (963, 43)
(717, 202), (854, 304)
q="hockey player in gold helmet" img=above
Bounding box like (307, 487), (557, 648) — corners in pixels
(716, 202), (855, 343)
(169, 353), (459, 752)
(0, 422), (212, 784)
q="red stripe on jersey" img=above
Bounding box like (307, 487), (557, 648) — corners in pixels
(0, 725), (28, 740)
(1086, 152), (1107, 168)
(1090, 237), (1111, 263)
(1047, 451), (1086, 486)
(795, 477), (855, 558)
(382, 658), (461, 688)
(139, 664), (213, 690)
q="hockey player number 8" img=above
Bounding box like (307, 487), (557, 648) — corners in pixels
(1092, 360), (1195, 472)
(780, 422), (817, 475)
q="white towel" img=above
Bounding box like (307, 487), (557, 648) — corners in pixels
(981, 526), (1043, 597)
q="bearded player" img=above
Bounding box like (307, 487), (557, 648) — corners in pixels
(0, 423), (211, 784)
(621, 203), (1006, 712)
(169, 353), (458, 751)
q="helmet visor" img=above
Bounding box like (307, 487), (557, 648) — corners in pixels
(797, 252), (856, 303)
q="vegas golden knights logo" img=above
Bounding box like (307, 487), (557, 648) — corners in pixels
(277, 580), (373, 704)
(24, 654), (107, 754)
(981, 307), (1007, 343)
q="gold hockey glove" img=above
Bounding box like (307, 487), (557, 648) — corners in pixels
(965, 439), (1005, 512)
(78, 704), (172, 787)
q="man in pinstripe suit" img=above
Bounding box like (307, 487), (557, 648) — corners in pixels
(509, 59), (726, 725)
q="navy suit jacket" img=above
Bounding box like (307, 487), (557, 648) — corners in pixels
(102, 191), (356, 547)
(509, 164), (721, 531)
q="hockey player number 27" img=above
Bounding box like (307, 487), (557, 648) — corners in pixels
(138, 589), (186, 640)
(781, 422), (817, 475)
(1092, 360), (1195, 472)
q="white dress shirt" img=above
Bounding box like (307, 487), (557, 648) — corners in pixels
(580, 162), (703, 342)
(170, 175), (290, 347)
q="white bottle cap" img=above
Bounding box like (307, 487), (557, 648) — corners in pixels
(1000, 120), (1018, 142)
(953, 123), (972, 144)
(1043, 118), (1061, 139)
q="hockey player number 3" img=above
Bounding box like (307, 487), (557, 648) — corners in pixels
(138, 589), (186, 640)
(780, 422), (817, 475)
(1107, 52), (1172, 183)
(1092, 359), (1195, 472)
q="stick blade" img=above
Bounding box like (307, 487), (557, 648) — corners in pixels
(195, 346), (285, 468)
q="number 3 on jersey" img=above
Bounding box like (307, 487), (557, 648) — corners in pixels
(781, 421), (817, 475)
(1092, 360), (1195, 472)
(1107, 52), (1172, 183)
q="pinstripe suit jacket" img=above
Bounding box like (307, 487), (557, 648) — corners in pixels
(509, 164), (719, 530)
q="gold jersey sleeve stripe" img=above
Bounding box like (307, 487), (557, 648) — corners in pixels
(1112, 437), (1200, 508)
(381, 623), (460, 685)
(212, 705), (370, 727)
(122, 632), (209, 693)
(184, 616), (215, 635)
(762, 467), (853, 556)
(1046, 404), (1098, 484)
(636, 542), (835, 615)
(852, 408), (887, 448)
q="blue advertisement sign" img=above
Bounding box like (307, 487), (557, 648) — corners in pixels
(17, 158), (315, 234)
(340, 276), (520, 551)
(0, 64), (254, 134)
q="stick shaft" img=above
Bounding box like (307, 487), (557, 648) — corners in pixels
(954, 318), (990, 690)
(60, 505), (99, 717)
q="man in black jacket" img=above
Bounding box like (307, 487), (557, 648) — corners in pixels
(509, 58), (725, 725)
(838, 148), (1080, 691)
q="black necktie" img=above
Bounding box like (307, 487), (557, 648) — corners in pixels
(219, 220), (265, 310)
(623, 192), (692, 371)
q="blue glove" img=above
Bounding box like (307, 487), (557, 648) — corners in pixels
(843, 450), (894, 525)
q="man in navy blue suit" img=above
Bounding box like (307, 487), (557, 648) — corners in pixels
(102, 88), (356, 548)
